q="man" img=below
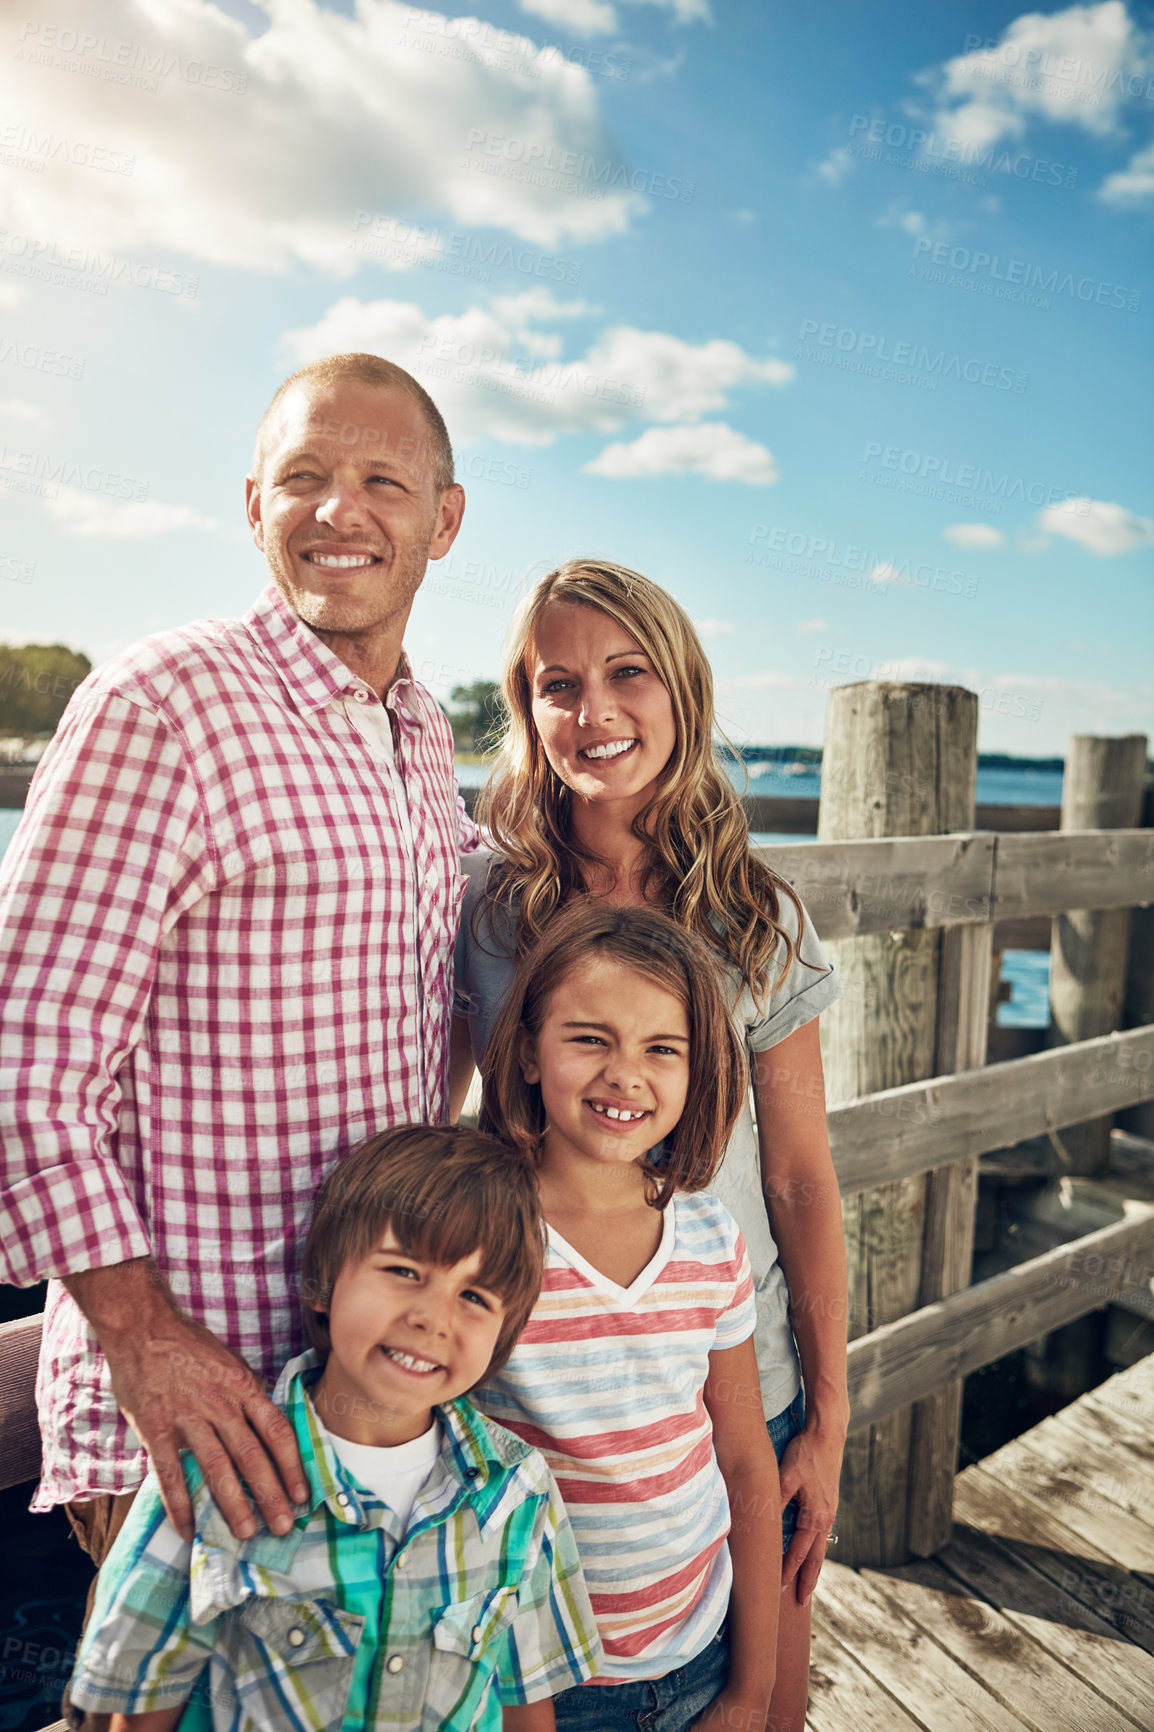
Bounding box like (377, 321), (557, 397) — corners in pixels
(0, 355), (474, 1578)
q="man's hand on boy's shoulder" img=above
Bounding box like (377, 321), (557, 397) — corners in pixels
(64, 1257), (308, 1542)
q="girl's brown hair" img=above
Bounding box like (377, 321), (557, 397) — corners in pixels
(477, 558), (820, 1008)
(301, 1124), (545, 1383)
(478, 902), (748, 1208)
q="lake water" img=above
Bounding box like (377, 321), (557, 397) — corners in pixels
(1, 759), (1061, 1026)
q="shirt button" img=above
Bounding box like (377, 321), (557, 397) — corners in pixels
(287, 1628), (306, 1648)
(471, 1625), (484, 1644)
(394, 1551), (407, 1568)
(335, 1492), (350, 1507)
(353, 689), (370, 703)
(386, 1655), (405, 1675)
(465, 1467), (481, 1480)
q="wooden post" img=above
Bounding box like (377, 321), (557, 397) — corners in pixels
(1119, 775), (1154, 1142)
(818, 681), (978, 1567)
(1048, 735), (1148, 1176)
(906, 919), (992, 1555)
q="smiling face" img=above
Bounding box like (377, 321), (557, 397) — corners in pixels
(526, 602), (678, 824)
(520, 957), (690, 1183)
(309, 1228), (506, 1447)
(245, 379), (464, 645)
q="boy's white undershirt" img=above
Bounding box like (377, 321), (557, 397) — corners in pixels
(314, 1410), (442, 1531)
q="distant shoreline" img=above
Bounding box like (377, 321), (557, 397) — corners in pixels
(715, 745), (1067, 773)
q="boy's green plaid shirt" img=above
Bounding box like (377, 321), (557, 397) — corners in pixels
(68, 1352), (602, 1730)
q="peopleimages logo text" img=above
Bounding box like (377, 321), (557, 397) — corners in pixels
(848, 115), (1076, 185)
(798, 320), (1026, 392)
(861, 443), (1087, 510)
(911, 239), (1141, 312)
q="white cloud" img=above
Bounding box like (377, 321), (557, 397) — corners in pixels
(924, 1), (1149, 150)
(517, 0), (620, 35)
(869, 561), (900, 584)
(583, 423), (779, 484)
(1040, 496), (1154, 554)
(943, 523), (1005, 549)
(0, 283), (24, 308)
(282, 293), (792, 446)
(3, 0), (643, 268)
(517, 0), (710, 27)
(796, 618), (827, 635)
(813, 146), (853, 186)
(586, 329), (793, 418)
(1099, 139), (1154, 207)
(0, 398), (52, 431)
(46, 488), (218, 538)
(692, 618), (734, 636)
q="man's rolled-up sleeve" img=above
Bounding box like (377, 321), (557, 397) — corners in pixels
(0, 689), (216, 1286)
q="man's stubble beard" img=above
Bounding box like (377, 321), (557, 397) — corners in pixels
(274, 540), (430, 641)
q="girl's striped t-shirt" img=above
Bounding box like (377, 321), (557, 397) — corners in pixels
(475, 1189), (756, 1682)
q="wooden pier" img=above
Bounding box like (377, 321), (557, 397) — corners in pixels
(807, 1349), (1154, 1731)
(2, 699), (1152, 1731)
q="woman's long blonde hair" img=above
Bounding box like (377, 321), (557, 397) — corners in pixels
(477, 558), (817, 1005)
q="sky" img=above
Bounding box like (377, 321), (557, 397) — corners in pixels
(0, 0), (1151, 753)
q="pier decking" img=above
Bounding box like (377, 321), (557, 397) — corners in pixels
(808, 1350), (1154, 1731)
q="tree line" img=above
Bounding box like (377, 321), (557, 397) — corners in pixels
(0, 644), (92, 735)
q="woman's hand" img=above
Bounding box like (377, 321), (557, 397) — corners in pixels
(777, 1423), (841, 1602)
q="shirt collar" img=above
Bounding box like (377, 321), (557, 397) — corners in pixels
(273, 1350), (513, 1528)
(187, 1352), (525, 1621)
(243, 583), (423, 724)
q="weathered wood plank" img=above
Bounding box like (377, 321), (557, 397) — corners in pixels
(861, 1554), (1148, 1732)
(746, 796), (1061, 838)
(1012, 1411), (1154, 1549)
(1043, 1394), (1154, 1512)
(976, 803), (1059, 833)
(1045, 737), (1149, 1176)
(953, 1466), (1154, 1654)
(932, 1522), (1154, 1728)
(995, 828), (1154, 919)
(756, 828), (1154, 939)
(0, 1314), (41, 1491)
(907, 922), (992, 1555)
(846, 1204), (1154, 1429)
(759, 833), (995, 939)
(970, 1427), (1154, 1575)
(830, 1026), (1154, 1196)
(813, 1561), (1029, 1731)
(806, 1617), (929, 1732)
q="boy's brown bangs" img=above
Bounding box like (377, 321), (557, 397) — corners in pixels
(301, 1125), (545, 1374)
(378, 1163), (538, 1313)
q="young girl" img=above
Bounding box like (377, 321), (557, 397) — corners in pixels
(475, 901), (783, 1732)
(452, 559), (849, 1726)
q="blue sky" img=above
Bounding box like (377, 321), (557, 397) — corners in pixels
(0, 0), (1151, 751)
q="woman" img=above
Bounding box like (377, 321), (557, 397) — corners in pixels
(450, 558), (849, 1728)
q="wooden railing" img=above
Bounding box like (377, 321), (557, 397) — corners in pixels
(754, 825), (1154, 1443)
(2, 827), (1152, 1517)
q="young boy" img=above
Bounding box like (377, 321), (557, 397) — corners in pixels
(66, 1125), (602, 1732)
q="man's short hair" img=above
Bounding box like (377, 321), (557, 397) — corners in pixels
(300, 1123), (545, 1385)
(252, 353), (455, 494)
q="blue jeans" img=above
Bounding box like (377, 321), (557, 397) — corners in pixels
(767, 1388), (805, 1554)
(552, 1622), (729, 1732)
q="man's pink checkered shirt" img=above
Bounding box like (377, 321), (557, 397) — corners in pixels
(0, 586), (478, 1509)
